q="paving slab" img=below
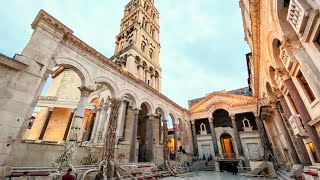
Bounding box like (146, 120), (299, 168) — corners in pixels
(162, 171), (276, 180)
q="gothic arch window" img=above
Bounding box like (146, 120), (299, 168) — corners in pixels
(144, 21), (148, 30)
(149, 48), (153, 59)
(142, 17), (145, 27)
(152, 29), (155, 38)
(141, 41), (146, 52)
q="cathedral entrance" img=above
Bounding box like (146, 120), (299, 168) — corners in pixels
(220, 133), (235, 159)
(137, 103), (150, 162)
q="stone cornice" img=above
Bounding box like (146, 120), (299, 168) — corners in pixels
(249, 0), (261, 97)
(32, 10), (187, 113)
(190, 100), (257, 114)
(0, 54), (27, 70)
(189, 92), (256, 111)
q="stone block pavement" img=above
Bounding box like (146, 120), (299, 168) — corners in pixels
(162, 171), (276, 180)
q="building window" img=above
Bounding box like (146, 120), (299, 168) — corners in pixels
(287, 93), (299, 114)
(297, 71), (316, 102)
(307, 142), (319, 162)
(284, 0), (291, 8)
(141, 42), (146, 52)
(149, 49), (153, 59)
(316, 31), (320, 46)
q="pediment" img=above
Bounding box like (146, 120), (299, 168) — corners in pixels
(189, 92), (257, 113)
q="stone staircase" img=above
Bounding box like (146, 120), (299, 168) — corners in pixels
(276, 169), (295, 180)
(190, 161), (215, 171)
(117, 163), (171, 180)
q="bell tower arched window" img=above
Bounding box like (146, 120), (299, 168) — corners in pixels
(141, 41), (146, 52)
(149, 49), (153, 59)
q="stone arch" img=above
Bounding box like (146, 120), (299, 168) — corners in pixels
(266, 82), (277, 100)
(274, 0), (295, 35)
(210, 105), (232, 115)
(212, 108), (232, 128)
(269, 37), (287, 69)
(53, 57), (91, 86)
(155, 105), (166, 119)
(268, 65), (278, 87)
(119, 89), (138, 108)
(92, 76), (119, 97)
(88, 95), (100, 104)
(138, 99), (153, 114)
(168, 111), (176, 124)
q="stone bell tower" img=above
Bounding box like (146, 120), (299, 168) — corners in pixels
(111, 0), (162, 92)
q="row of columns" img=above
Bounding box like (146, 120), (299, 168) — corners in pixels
(268, 74), (320, 164)
(191, 116), (245, 157)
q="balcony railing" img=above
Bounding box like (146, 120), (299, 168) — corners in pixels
(288, 114), (308, 138)
(280, 46), (293, 71)
(287, 0), (312, 35)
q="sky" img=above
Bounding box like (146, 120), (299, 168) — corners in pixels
(0, 0), (250, 109)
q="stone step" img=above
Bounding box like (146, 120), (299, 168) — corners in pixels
(276, 170), (295, 180)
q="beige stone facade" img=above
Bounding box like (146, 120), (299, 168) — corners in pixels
(4, 0), (320, 179)
(240, 0), (320, 172)
(0, 0), (199, 170)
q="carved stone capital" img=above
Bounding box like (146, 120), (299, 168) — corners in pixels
(78, 86), (94, 97)
(132, 108), (140, 115)
(270, 100), (278, 110)
(208, 117), (214, 123)
(271, 87), (283, 98)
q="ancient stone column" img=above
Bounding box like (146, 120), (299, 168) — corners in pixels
(173, 123), (178, 156)
(148, 115), (156, 162)
(208, 117), (219, 156)
(69, 86), (93, 142)
(116, 100), (128, 141)
(230, 114), (244, 156)
(85, 109), (96, 141)
(162, 119), (169, 161)
(94, 102), (109, 143)
(129, 109), (140, 162)
(271, 102), (300, 164)
(191, 120), (198, 156)
(254, 115), (273, 159)
(283, 77), (320, 161)
(101, 105), (112, 142)
(39, 107), (54, 140)
(63, 108), (75, 141)
(279, 97), (312, 165)
(90, 105), (102, 142)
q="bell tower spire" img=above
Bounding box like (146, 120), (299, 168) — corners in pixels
(111, 0), (162, 92)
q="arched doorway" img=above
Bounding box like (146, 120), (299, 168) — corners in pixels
(220, 133), (235, 159)
(137, 103), (150, 162)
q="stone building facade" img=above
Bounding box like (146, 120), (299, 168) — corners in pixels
(188, 89), (263, 168)
(240, 0), (320, 171)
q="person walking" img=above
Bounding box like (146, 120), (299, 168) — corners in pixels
(232, 163), (238, 175)
(62, 168), (75, 180)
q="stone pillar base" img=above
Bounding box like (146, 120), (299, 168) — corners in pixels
(292, 164), (303, 178)
(214, 162), (220, 172)
(0, 166), (11, 178)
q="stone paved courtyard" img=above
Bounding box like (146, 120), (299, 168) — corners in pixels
(162, 171), (275, 180)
